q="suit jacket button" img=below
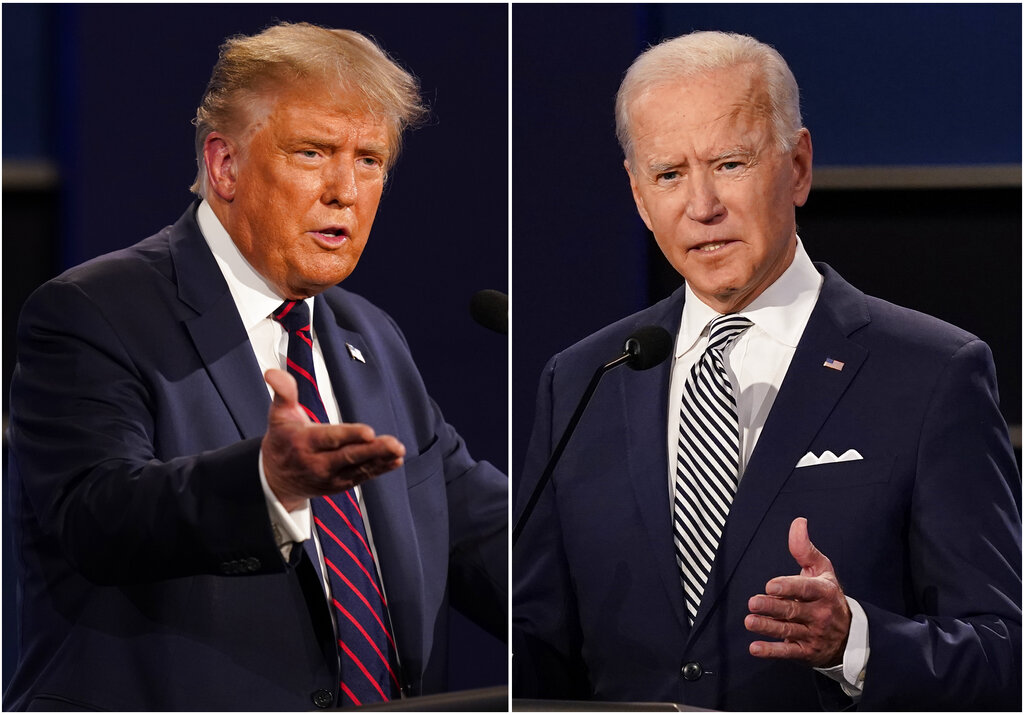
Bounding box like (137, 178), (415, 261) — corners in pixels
(311, 689), (334, 708)
(681, 661), (703, 681)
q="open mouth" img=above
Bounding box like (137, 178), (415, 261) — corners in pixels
(692, 240), (733, 253)
(310, 227), (350, 246)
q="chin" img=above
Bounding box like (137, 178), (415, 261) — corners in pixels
(300, 259), (359, 288)
(688, 272), (742, 297)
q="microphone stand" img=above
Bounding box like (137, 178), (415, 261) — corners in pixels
(511, 350), (634, 548)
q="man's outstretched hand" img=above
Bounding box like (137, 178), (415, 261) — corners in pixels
(745, 517), (851, 668)
(261, 368), (405, 511)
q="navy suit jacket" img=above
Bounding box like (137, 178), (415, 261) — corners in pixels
(513, 265), (1021, 710)
(5, 204), (507, 711)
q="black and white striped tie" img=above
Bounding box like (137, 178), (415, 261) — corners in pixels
(674, 313), (753, 624)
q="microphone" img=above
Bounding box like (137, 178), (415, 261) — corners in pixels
(470, 289), (508, 335)
(512, 325), (672, 547)
(623, 325), (674, 371)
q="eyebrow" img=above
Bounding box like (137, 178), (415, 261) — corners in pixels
(357, 141), (390, 158)
(706, 147), (756, 164)
(648, 160), (684, 175)
(296, 138), (336, 152)
(645, 146), (755, 175)
(291, 137), (390, 159)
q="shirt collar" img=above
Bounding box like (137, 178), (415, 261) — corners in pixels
(196, 200), (313, 328)
(677, 237), (822, 356)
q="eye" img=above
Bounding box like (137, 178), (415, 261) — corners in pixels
(298, 149), (321, 159)
(656, 170), (679, 183)
(719, 161), (743, 171)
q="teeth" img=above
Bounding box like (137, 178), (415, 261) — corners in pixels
(698, 242), (725, 252)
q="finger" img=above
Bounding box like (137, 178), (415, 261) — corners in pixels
(748, 592), (836, 633)
(321, 436), (406, 472)
(375, 435), (406, 461)
(264, 369), (312, 427)
(265, 368), (298, 407)
(306, 423), (378, 451)
(360, 454), (406, 479)
(748, 594), (806, 621)
(788, 517), (829, 575)
(328, 453), (405, 488)
(744, 613), (808, 641)
(748, 639), (809, 660)
(763, 575), (835, 602)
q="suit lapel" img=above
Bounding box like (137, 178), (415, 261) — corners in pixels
(313, 295), (426, 678)
(171, 205), (270, 440)
(313, 295), (399, 437)
(621, 288), (693, 634)
(690, 265), (871, 636)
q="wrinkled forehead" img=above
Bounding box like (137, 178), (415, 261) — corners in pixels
(632, 64), (768, 122)
(233, 76), (398, 149)
(628, 65), (772, 151)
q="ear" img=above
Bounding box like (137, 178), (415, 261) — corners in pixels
(791, 128), (813, 208)
(625, 159), (654, 232)
(203, 133), (239, 202)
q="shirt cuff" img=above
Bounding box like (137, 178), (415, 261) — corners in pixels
(814, 596), (869, 700)
(258, 449), (312, 560)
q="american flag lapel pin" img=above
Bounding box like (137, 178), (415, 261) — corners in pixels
(346, 343), (366, 364)
(823, 357), (845, 371)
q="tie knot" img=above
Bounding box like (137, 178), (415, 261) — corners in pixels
(272, 300), (311, 334)
(707, 314), (752, 353)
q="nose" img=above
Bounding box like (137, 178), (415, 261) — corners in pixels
(322, 158), (357, 207)
(685, 172), (724, 224)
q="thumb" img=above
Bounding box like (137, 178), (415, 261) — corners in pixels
(788, 517), (829, 576)
(265, 368), (306, 423)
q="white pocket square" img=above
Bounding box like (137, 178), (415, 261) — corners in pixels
(796, 449), (863, 468)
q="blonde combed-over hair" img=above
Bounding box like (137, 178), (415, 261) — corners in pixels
(190, 22), (426, 196)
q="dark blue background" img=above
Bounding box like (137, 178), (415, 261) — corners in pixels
(656, 3), (1021, 167)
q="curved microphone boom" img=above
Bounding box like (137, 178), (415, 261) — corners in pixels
(470, 289), (508, 335)
(512, 325), (672, 547)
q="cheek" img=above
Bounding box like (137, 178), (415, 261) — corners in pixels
(652, 233), (690, 277)
(356, 188), (383, 226)
(758, 183), (796, 235)
(646, 194), (686, 233)
(724, 182), (780, 234)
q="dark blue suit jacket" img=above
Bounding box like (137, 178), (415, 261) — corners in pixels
(513, 265), (1021, 710)
(5, 204), (507, 711)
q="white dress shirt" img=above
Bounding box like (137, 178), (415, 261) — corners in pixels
(667, 238), (868, 698)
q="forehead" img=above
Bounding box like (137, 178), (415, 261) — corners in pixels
(629, 65), (771, 158)
(248, 82), (392, 148)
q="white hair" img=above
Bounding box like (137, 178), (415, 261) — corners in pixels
(615, 31), (802, 164)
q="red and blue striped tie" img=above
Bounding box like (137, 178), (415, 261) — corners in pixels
(272, 300), (400, 706)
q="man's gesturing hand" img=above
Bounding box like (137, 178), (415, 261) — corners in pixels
(745, 517), (851, 668)
(261, 368), (406, 512)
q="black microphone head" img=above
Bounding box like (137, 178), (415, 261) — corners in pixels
(469, 289), (508, 335)
(623, 326), (672, 370)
